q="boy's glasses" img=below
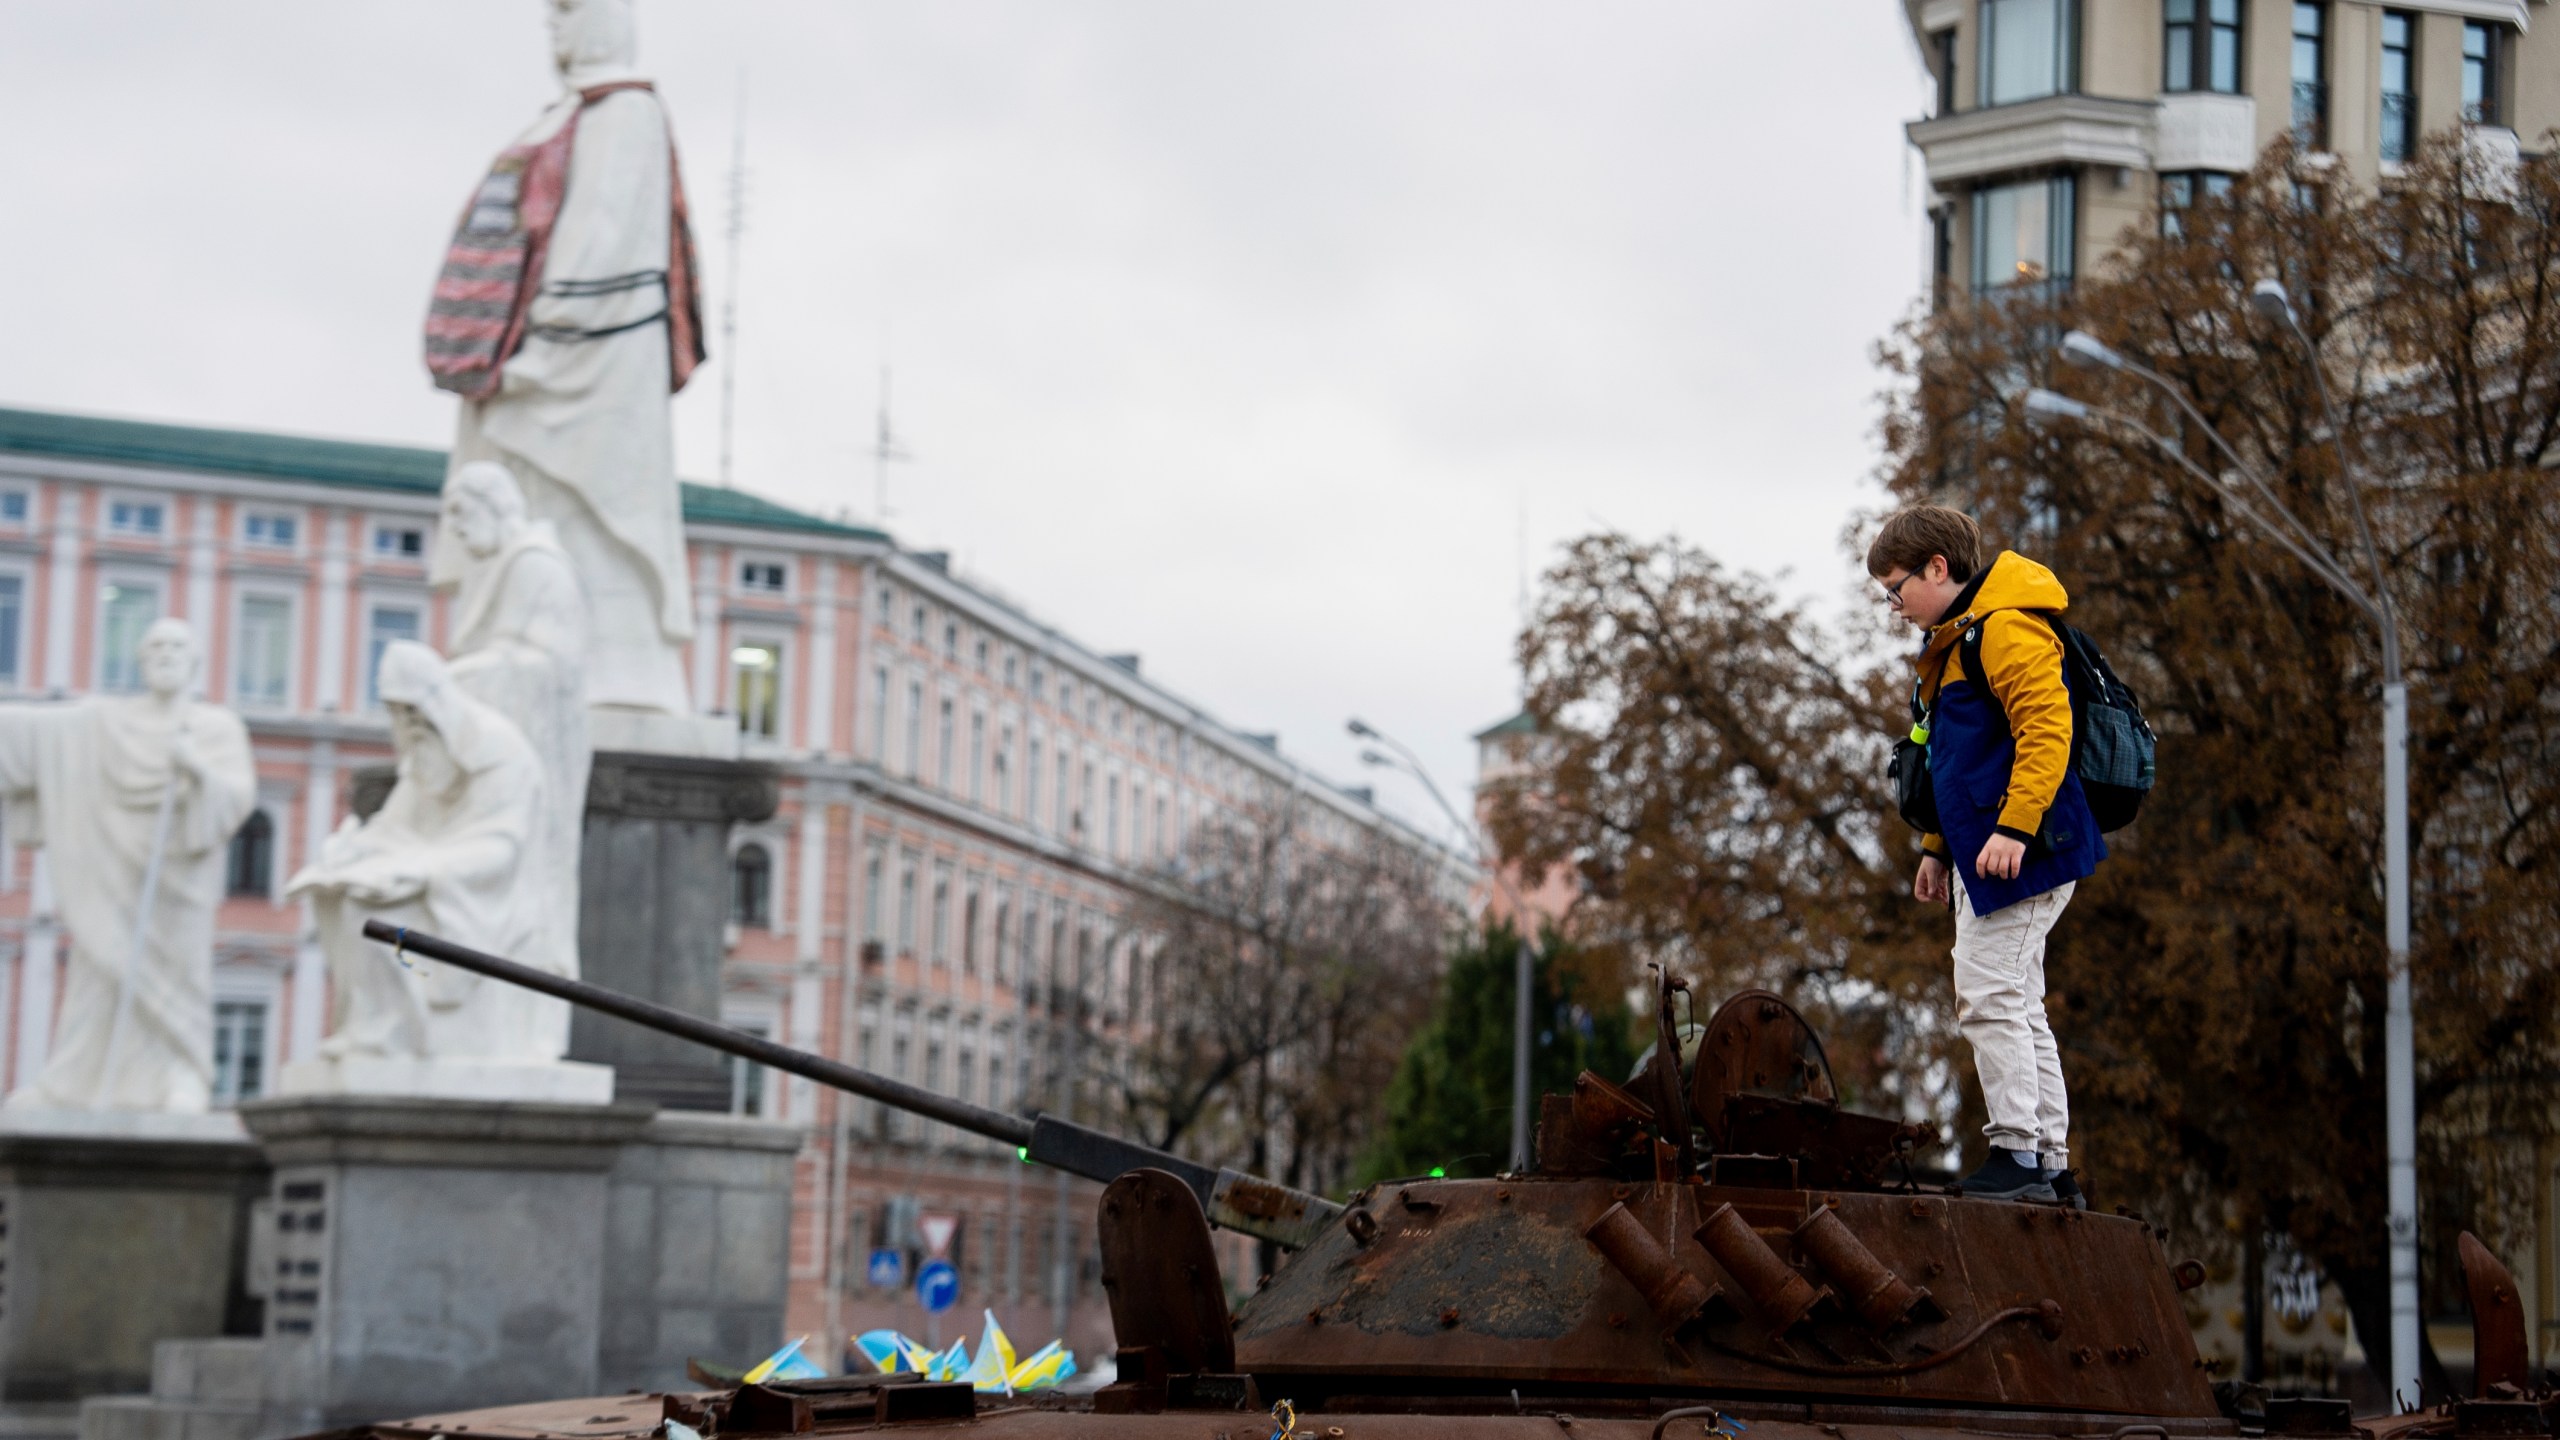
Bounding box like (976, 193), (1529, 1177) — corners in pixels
(1879, 571), (1917, 609)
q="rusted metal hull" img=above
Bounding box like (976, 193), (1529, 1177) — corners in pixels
(1235, 1176), (2218, 1417)
(348, 1391), (2253, 1440)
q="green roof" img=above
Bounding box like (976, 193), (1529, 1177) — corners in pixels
(0, 404), (886, 543)
(1472, 709), (1538, 741)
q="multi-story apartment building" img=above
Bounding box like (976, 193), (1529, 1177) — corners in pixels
(0, 403), (1455, 1367)
(1904, 0), (2558, 299)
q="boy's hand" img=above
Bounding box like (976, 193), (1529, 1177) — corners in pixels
(1976, 833), (2027, 880)
(1913, 854), (1950, 904)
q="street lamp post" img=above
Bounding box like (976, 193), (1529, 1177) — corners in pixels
(1348, 718), (1538, 1174)
(2030, 298), (2417, 1406)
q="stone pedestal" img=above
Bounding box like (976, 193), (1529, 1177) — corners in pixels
(70, 1098), (801, 1440)
(239, 1095), (655, 1430)
(573, 752), (776, 1110)
(275, 1056), (613, 1105)
(0, 1124), (267, 1405)
(596, 1111), (800, 1392)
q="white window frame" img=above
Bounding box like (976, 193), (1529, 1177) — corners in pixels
(102, 492), (171, 542)
(240, 508), (305, 554)
(210, 967), (285, 1109)
(719, 997), (785, 1118)
(368, 517), (430, 565)
(735, 552), (792, 596)
(0, 562), (29, 692)
(730, 631), (789, 745)
(95, 570), (166, 694)
(231, 586), (299, 712)
(359, 595), (427, 710)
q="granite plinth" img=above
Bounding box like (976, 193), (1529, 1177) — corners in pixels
(0, 1127), (267, 1404)
(275, 1057), (614, 1105)
(232, 1095), (657, 1431)
(586, 708), (738, 760)
(70, 1101), (799, 1440)
(596, 1111), (802, 1392)
(573, 751), (776, 1111)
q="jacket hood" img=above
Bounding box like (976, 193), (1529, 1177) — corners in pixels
(1925, 550), (2071, 654)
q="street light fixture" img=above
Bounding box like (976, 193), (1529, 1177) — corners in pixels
(2026, 294), (2418, 1406)
(1348, 716), (1539, 1175)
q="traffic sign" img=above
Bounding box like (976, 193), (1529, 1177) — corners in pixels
(915, 1258), (960, 1314)
(919, 1212), (958, 1258)
(866, 1248), (904, 1289)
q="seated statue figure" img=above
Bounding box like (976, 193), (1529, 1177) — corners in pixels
(289, 642), (551, 1064)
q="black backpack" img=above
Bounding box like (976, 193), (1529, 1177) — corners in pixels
(1889, 611), (2156, 837)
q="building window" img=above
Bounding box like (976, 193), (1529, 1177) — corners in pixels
(1003, 653), (1018, 690)
(1026, 737), (1044, 832)
(943, 622), (959, 660)
(243, 511), (298, 549)
(2290, 4), (2326, 148)
(904, 679), (923, 777)
(733, 640), (783, 739)
(968, 711), (985, 804)
(732, 843), (774, 928)
(870, 664), (891, 760)
(937, 698), (955, 788)
(2381, 12), (2416, 162)
(0, 491), (26, 527)
(1979, 0), (2075, 107)
(864, 848), (886, 942)
(897, 857), (918, 953)
(372, 522), (426, 560)
(1106, 776), (1121, 856)
(98, 580), (162, 693)
(994, 895), (1012, 984)
(2462, 22), (2504, 126)
(212, 1000), (268, 1106)
(2159, 170), (2235, 237)
(227, 811), (275, 897)
(1971, 173), (2076, 290)
(234, 595), (293, 709)
(724, 1019), (773, 1116)
(0, 574), (21, 687)
(995, 727), (1013, 814)
(963, 886), (981, 975)
(739, 559), (786, 593)
(365, 605), (421, 708)
(2165, 0), (2241, 94)
(912, 604), (927, 646)
(931, 864), (952, 965)
(1932, 28), (1958, 115)
(106, 497), (166, 539)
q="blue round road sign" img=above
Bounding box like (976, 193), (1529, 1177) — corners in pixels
(915, 1258), (960, 1314)
(867, 1247), (905, 1289)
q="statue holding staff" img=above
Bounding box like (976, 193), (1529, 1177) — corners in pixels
(0, 619), (256, 1114)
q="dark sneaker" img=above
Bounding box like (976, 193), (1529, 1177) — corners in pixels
(2045, 1168), (2088, 1210)
(1957, 1148), (2056, 1202)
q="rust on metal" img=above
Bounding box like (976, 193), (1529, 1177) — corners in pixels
(1794, 1205), (1933, 1330)
(1695, 1201), (1828, 1332)
(2458, 1231), (2529, 1394)
(1092, 1166), (1236, 1414)
(1584, 1200), (1725, 1331)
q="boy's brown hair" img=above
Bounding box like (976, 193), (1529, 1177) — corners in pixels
(1865, 504), (1984, 582)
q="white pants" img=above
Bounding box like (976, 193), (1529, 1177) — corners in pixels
(1952, 873), (2074, 1168)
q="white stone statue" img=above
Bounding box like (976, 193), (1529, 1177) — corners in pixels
(441, 461), (588, 1059)
(424, 0), (709, 741)
(288, 643), (564, 1070)
(0, 619), (256, 1115)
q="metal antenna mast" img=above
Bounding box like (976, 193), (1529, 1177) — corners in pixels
(872, 364), (913, 521)
(717, 72), (748, 488)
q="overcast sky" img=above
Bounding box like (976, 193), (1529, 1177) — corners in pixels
(0, 2), (1932, 840)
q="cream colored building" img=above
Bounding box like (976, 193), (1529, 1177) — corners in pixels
(1904, 0), (2558, 298)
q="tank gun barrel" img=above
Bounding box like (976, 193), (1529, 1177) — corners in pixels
(360, 920), (1340, 1248)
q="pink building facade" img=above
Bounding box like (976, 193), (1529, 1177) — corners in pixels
(0, 404), (1444, 1370)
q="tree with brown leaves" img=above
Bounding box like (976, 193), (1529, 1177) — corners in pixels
(1497, 133), (2560, 1398)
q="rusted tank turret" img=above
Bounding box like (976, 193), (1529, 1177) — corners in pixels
(318, 924), (2537, 1439)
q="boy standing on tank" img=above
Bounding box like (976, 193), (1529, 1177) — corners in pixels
(1869, 506), (2101, 1207)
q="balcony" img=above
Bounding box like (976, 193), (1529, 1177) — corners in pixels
(1906, 93), (2157, 188)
